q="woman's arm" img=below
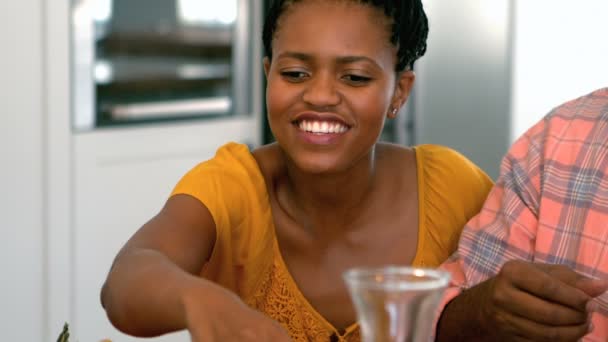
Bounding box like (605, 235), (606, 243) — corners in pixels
(100, 194), (219, 336)
(101, 194), (291, 341)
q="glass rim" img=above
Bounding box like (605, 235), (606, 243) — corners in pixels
(342, 266), (451, 291)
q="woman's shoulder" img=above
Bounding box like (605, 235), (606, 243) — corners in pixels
(176, 142), (271, 184)
(375, 143), (489, 182)
(199, 142), (257, 172)
(415, 144), (473, 165)
(376, 142), (492, 207)
(171, 142), (269, 203)
(415, 143), (493, 225)
(414, 144), (492, 186)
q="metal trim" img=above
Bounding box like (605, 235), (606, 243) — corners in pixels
(232, 0), (252, 116)
(71, 0), (96, 131)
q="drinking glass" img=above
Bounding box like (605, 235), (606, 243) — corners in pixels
(343, 266), (451, 342)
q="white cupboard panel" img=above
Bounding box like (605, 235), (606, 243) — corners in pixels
(72, 118), (259, 341)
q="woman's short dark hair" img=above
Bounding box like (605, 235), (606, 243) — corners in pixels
(262, 0), (429, 72)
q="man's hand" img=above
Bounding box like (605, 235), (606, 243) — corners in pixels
(437, 260), (608, 342)
(477, 260), (607, 341)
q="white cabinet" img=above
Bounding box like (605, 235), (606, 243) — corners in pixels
(71, 119), (260, 341)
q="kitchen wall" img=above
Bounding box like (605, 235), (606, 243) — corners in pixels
(0, 0), (45, 341)
(511, 0), (608, 140)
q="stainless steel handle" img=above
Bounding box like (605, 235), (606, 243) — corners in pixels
(109, 97), (231, 120)
(72, 0), (96, 131)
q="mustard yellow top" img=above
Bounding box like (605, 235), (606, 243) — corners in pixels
(170, 142), (493, 342)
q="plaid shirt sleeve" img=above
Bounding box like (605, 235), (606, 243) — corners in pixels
(438, 88), (608, 341)
(445, 108), (545, 286)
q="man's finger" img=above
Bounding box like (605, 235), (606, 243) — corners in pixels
(537, 263), (608, 297)
(575, 278), (608, 298)
(501, 261), (590, 312)
(495, 281), (588, 326)
(498, 309), (591, 342)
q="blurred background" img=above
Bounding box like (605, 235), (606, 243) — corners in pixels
(0, 0), (606, 340)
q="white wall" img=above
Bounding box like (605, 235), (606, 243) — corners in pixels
(511, 0), (608, 141)
(0, 0), (45, 341)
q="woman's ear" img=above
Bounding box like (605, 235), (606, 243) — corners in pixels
(388, 70), (416, 118)
(263, 57), (271, 79)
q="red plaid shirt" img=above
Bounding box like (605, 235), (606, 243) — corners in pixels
(441, 88), (608, 341)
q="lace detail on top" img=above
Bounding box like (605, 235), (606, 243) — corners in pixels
(245, 245), (360, 342)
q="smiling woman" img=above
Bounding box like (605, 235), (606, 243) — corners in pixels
(99, 1), (494, 341)
(263, 1), (411, 174)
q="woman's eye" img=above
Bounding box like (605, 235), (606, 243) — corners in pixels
(343, 74), (372, 85)
(280, 71), (309, 82)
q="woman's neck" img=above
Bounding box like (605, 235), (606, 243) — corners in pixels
(277, 148), (380, 237)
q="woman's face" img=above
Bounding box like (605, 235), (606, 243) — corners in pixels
(264, 0), (414, 174)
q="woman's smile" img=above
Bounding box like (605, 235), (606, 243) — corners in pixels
(296, 120), (349, 135)
(294, 118), (351, 145)
(291, 111), (352, 145)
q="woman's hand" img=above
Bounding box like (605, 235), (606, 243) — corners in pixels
(475, 260), (607, 341)
(183, 285), (291, 342)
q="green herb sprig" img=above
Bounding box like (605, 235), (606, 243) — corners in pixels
(56, 323), (70, 342)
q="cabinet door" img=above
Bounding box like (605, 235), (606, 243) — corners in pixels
(72, 119), (258, 341)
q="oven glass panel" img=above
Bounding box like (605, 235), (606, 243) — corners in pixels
(74, 0), (251, 129)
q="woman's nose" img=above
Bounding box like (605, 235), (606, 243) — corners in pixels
(301, 74), (341, 108)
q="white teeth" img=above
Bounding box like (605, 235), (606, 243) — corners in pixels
(321, 122), (328, 132)
(298, 120), (348, 134)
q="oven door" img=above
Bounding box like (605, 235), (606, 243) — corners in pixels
(72, 0), (255, 130)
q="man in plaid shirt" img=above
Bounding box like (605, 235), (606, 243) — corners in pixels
(436, 88), (608, 341)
